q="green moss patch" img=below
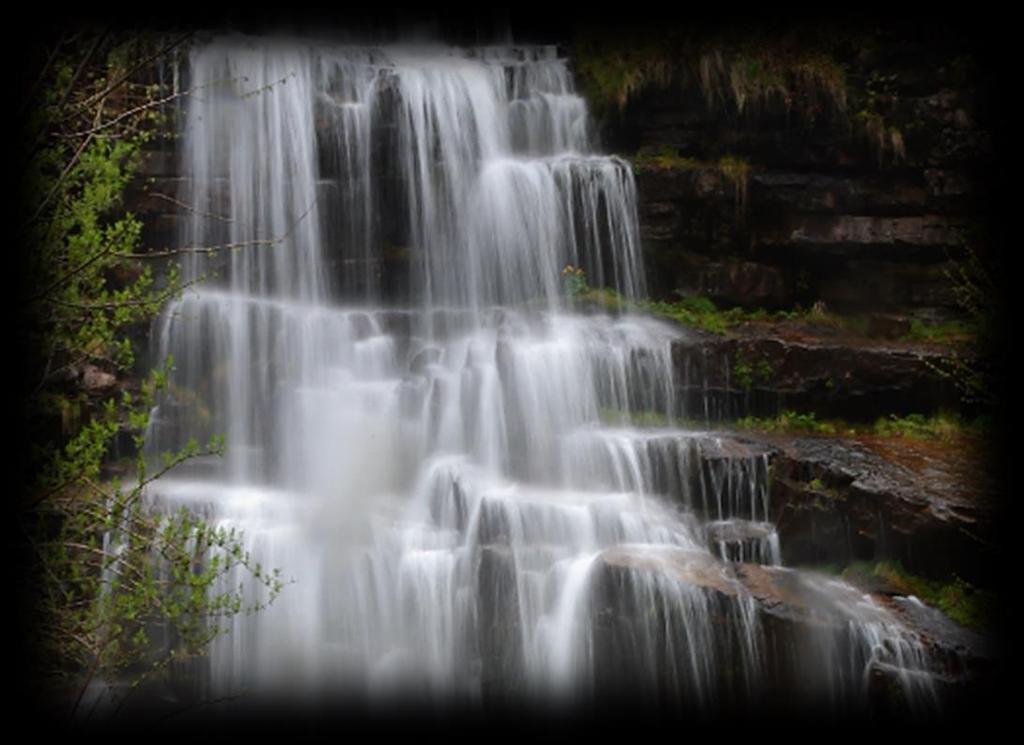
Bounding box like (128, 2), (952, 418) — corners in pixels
(872, 412), (981, 441)
(843, 561), (995, 632)
(903, 318), (977, 344)
(731, 410), (838, 435)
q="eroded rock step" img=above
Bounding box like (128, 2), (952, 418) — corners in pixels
(592, 545), (984, 714)
(670, 330), (964, 423)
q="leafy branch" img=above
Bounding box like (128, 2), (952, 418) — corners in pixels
(20, 30), (285, 722)
(25, 361), (284, 720)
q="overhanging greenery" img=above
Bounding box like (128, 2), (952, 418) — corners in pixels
(18, 29), (281, 721)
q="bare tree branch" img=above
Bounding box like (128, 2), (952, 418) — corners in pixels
(48, 277), (205, 312)
(54, 32), (107, 117)
(119, 194), (319, 258)
(146, 192), (233, 223)
(61, 72), (270, 140)
(60, 87), (192, 139)
(119, 238), (281, 259)
(73, 32), (194, 115)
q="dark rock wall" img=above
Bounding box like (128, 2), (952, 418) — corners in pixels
(669, 332), (963, 422)
(582, 27), (996, 317)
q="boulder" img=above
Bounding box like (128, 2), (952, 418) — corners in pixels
(81, 364), (117, 393)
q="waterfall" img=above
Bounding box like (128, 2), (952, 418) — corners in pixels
(144, 34), (940, 715)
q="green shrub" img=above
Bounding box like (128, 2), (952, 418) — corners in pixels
(20, 32), (282, 718)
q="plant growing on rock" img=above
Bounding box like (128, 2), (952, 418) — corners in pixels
(732, 410), (837, 435)
(629, 147), (752, 210)
(842, 561), (995, 632)
(732, 349), (774, 391)
(562, 264), (590, 301)
(573, 26), (847, 123)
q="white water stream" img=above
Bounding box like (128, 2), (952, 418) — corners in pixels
(143, 35), (939, 714)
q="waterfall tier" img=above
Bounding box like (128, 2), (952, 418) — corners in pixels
(143, 36), (942, 715)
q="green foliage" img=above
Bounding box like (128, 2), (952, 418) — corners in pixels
(716, 155), (751, 208)
(675, 295), (718, 315)
(573, 27), (847, 122)
(732, 410), (837, 435)
(732, 350), (775, 391)
(626, 292), (871, 337)
(856, 110), (905, 167)
(630, 148), (752, 209)
(638, 295), (743, 334)
(572, 30), (673, 113)
(631, 145), (703, 171)
(872, 412), (979, 441)
(853, 71), (907, 167)
(842, 561), (995, 632)
(766, 302), (869, 335)
(20, 31), (280, 718)
(30, 394), (283, 696)
(637, 294), (817, 334)
(727, 408), (982, 441)
(578, 287), (627, 313)
(698, 43), (846, 120)
(574, 280), (914, 342)
(903, 318), (975, 344)
(733, 358), (753, 390)
(572, 26), (988, 173)
(561, 264), (591, 300)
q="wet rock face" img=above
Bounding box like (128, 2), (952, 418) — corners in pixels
(702, 259), (789, 309)
(706, 520), (780, 565)
(586, 548), (980, 716)
(637, 165), (978, 315)
(670, 331), (963, 423)
(755, 436), (997, 584)
(476, 546), (522, 699)
(589, 549), (760, 710)
(609, 425), (994, 597)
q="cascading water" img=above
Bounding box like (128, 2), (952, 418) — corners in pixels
(144, 34), (942, 716)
